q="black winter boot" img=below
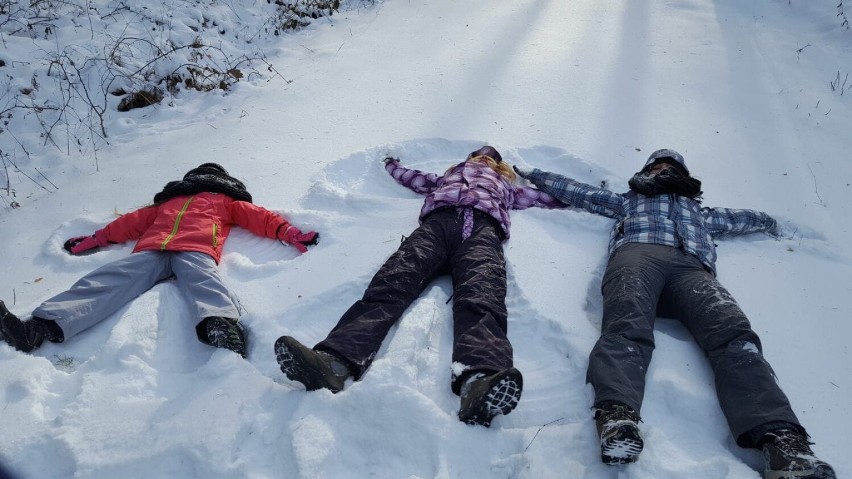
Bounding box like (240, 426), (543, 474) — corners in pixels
(1, 301), (63, 352)
(197, 317), (248, 358)
(761, 429), (836, 479)
(273, 336), (350, 393)
(594, 401), (644, 465)
(457, 368), (523, 427)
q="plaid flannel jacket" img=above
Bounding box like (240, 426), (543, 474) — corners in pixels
(519, 168), (777, 274)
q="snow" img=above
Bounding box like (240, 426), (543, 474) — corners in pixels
(1, 0), (850, 478)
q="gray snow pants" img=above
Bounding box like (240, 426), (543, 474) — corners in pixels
(586, 243), (804, 448)
(33, 251), (240, 339)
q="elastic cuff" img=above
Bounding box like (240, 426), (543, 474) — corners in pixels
(276, 224), (294, 240)
(315, 346), (360, 378)
(738, 421), (807, 449)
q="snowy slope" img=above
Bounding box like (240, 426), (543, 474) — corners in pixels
(1, 1), (850, 478)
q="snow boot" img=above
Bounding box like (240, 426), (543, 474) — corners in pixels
(594, 401), (644, 465)
(197, 316), (248, 358)
(274, 336), (350, 393)
(761, 429), (836, 479)
(0, 301), (63, 353)
(457, 367), (523, 427)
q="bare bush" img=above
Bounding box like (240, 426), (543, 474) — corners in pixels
(1, 0), (365, 209)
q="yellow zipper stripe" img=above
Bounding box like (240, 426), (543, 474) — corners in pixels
(212, 223), (219, 249)
(161, 197), (194, 250)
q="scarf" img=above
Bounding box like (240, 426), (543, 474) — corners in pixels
(153, 165), (252, 204)
(628, 168), (703, 201)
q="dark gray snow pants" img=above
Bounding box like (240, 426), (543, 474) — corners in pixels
(316, 207), (512, 395)
(587, 243), (804, 448)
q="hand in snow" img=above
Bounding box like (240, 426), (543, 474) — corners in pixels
(63, 230), (110, 255)
(768, 217), (798, 240)
(512, 165), (533, 179)
(279, 226), (319, 254)
(383, 156), (399, 165)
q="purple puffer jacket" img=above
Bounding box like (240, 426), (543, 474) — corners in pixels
(385, 158), (565, 240)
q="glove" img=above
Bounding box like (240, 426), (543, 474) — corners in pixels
(383, 156), (399, 165)
(767, 217), (798, 240)
(63, 229), (109, 255)
(512, 165), (533, 179)
(279, 225), (319, 254)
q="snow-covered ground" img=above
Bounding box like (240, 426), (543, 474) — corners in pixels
(1, 1), (850, 478)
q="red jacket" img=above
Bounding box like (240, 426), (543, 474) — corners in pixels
(99, 192), (292, 263)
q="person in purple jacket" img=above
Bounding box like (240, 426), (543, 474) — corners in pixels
(274, 145), (564, 427)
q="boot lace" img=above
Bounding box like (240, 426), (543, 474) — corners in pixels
(767, 429), (814, 457)
(596, 402), (641, 425)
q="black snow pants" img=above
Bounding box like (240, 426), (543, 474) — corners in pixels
(586, 243), (804, 448)
(316, 207), (512, 395)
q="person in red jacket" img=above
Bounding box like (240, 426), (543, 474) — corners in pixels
(0, 163), (318, 358)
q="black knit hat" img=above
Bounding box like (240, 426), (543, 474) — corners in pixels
(641, 149), (690, 176)
(467, 145), (503, 163)
(184, 162), (228, 179)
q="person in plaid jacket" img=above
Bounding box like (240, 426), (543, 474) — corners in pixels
(515, 149), (835, 479)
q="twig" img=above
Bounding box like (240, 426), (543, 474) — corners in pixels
(806, 164), (827, 207)
(34, 168), (58, 189)
(1, 151), (10, 193)
(523, 417), (566, 454)
(829, 71), (849, 95)
(839, 0), (850, 30)
(1, 141), (51, 193)
(795, 43), (811, 62)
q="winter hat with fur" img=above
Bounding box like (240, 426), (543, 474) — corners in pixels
(154, 163), (252, 204)
(641, 149), (690, 176)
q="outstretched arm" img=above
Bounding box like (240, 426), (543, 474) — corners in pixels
(702, 207), (777, 237)
(511, 185), (568, 210)
(229, 201), (319, 253)
(384, 157), (440, 195)
(64, 206), (160, 255)
(514, 166), (624, 218)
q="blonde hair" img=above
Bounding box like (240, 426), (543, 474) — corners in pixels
(468, 155), (516, 183)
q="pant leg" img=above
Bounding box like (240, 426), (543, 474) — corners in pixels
(316, 209), (454, 378)
(32, 251), (171, 339)
(662, 256), (803, 448)
(448, 212), (512, 394)
(170, 251), (240, 321)
(587, 243), (670, 412)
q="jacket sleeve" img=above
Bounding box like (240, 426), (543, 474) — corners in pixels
(100, 205), (160, 243)
(702, 207), (777, 237)
(518, 168), (624, 218)
(511, 186), (569, 210)
(228, 201), (292, 239)
(385, 159), (439, 195)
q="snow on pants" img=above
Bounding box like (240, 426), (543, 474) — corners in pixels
(586, 243), (803, 448)
(33, 250), (240, 339)
(316, 207), (512, 395)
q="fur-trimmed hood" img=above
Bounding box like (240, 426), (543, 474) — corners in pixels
(153, 163), (252, 204)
